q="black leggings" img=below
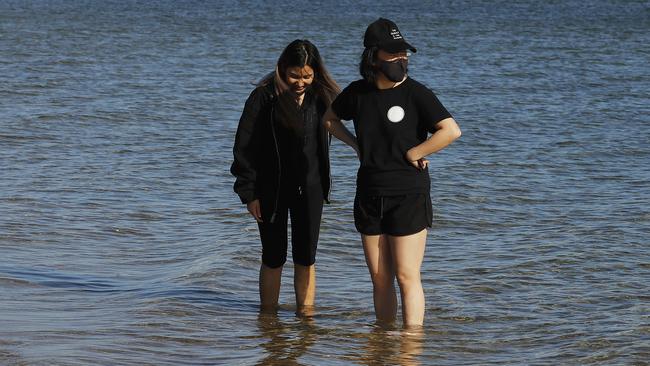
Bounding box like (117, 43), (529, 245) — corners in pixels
(258, 183), (324, 268)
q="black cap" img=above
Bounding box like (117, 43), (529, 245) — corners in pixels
(363, 18), (416, 53)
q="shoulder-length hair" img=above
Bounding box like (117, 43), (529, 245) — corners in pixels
(259, 39), (340, 106)
(359, 46), (380, 84)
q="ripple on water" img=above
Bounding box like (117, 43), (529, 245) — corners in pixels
(2, 0), (650, 364)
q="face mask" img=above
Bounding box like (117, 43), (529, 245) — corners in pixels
(379, 59), (408, 82)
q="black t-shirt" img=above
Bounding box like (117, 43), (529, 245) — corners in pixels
(301, 92), (322, 187)
(275, 90), (321, 190)
(332, 77), (452, 196)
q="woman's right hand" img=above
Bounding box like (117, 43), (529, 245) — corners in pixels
(406, 148), (428, 170)
(247, 199), (263, 222)
(409, 158), (429, 170)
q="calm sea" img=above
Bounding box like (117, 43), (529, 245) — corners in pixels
(1, 0), (649, 365)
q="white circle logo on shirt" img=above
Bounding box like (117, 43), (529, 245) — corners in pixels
(387, 106), (405, 123)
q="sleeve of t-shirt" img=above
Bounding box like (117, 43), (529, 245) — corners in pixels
(413, 84), (453, 133)
(331, 83), (356, 121)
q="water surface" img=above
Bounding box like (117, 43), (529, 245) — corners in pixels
(1, 0), (649, 364)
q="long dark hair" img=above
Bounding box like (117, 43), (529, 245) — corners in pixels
(359, 46), (380, 84)
(259, 40), (340, 133)
(259, 39), (340, 106)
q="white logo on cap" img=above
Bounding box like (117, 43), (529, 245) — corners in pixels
(387, 106), (405, 123)
(390, 28), (403, 40)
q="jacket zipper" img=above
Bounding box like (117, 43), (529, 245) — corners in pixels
(269, 102), (281, 223)
(317, 100), (332, 203)
(324, 127), (332, 203)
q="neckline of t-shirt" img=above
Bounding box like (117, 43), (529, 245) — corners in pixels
(297, 90), (317, 110)
(373, 77), (411, 92)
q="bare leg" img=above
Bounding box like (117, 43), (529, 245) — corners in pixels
(362, 234), (397, 322)
(294, 263), (316, 315)
(389, 229), (427, 326)
(259, 264), (283, 311)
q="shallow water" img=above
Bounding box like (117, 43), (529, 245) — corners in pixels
(1, 0), (649, 364)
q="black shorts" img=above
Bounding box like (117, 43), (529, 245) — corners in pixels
(258, 183), (324, 268)
(354, 193), (432, 236)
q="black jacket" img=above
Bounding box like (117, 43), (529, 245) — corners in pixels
(230, 83), (331, 222)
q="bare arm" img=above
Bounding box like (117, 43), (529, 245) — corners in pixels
(406, 117), (461, 164)
(322, 106), (360, 156)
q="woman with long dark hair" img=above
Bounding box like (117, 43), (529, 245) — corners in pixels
(231, 40), (340, 312)
(323, 19), (461, 326)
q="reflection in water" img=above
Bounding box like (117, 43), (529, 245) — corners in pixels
(398, 328), (424, 366)
(362, 324), (424, 366)
(295, 305), (315, 319)
(255, 310), (316, 366)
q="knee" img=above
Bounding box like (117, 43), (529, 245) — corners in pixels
(262, 254), (286, 269)
(292, 241), (317, 267)
(293, 255), (316, 267)
(395, 270), (421, 289)
(369, 272), (394, 291)
(294, 262), (315, 275)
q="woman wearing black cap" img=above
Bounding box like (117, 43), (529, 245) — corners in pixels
(231, 40), (340, 313)
(323, 18), (461, 326)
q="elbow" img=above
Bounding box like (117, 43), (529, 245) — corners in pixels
(443, 124), (461, 141)
(447, 118), (461, 140)
(322, 118), (335, 132)
(322, 108), (338, 131)
(452, 125), (462, 140)
(436, 118), (461, 141)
